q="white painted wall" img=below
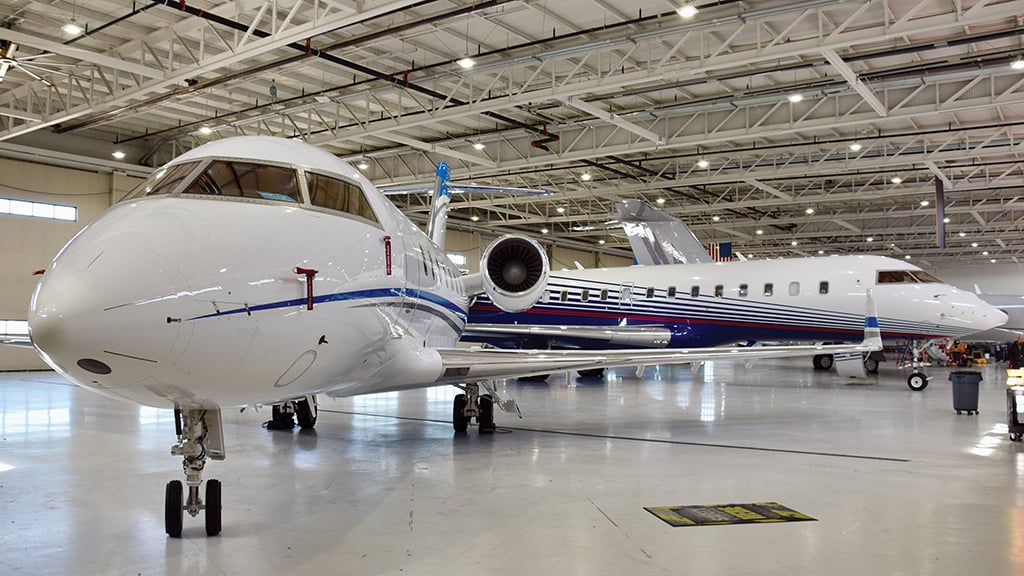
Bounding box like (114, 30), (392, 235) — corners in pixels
(0, 158), (141, 370)
(925, 263), (1024, 295)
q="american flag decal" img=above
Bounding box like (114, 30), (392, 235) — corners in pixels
(708, 242), (732, 262)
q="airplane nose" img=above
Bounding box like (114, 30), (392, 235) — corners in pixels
(30, 245), (190, 388)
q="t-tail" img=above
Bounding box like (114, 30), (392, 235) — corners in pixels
(427, 162), (453, 248)
(617, 199), (714, 265)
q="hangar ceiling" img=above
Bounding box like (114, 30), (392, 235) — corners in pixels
(1, 0), (1023, 267)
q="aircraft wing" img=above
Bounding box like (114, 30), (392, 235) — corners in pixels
(1, 334), (33, 349)
(462, 323), (675, 348)
(380, 182), (551, 196)
(435, 314), (882, 384)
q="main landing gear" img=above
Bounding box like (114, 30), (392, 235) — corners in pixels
(453, 382), (521, 433)
(166, 408), (226, 537)
(265, 396), (318, 430)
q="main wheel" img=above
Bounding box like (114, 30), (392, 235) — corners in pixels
(453, 394), (469, 432)
(907, 372), (929, 391)
(165, 480), (183, 538)
(296, 398), (317, 429)
(478, 394), (495, 434)
(205, 479), (222, 536)
(863, 357), (880, 373)
(577, 368), (605, 378)
(812, 354), (834, 370)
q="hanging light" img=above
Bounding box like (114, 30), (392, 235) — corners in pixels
(787, 93), (803, 103)
(755, 229), (764, 235)
(111, 150), (126, 160)
(199, 126), (212, 135)
(62, 19), (83, 35)
(890, 176), (903, 184)
(805, 207), (815, 215)
(457, 57), (475, 69)
(470, 214), (480, 222)
(919, 200), (930, 207)
(848, 142), (862, 151)
(696, 158), (709, 168)
(356, 159), (369, 170)
(711, 215), (720, 222)
(677, 4), (698, 18)
(580, 172), (592, 181)
(555, 206), (566, 214)
(598, 239), (606, 245)
(656, 198), (666, 205)
(472, 142), (485, 150)
(1011, 57), (1024, 71)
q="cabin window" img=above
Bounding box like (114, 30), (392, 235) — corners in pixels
(764, 283), (774, 297)
(306, 172), (379, 223)
(645, 286), (655, 298)
(690, 285), (700, 297)
(184, 161), (301, 203)
(738, 283), (749, 297)
(819, 281), (829, 295)
(581, 289), (590, 302)
(789, 281), (800, 296)
(560, 290), (569, 302)
(667, 286), (677, 298)
(125, 161), (200, 199)
(714, 285), (724, 298)
(600, 288), (609, 301)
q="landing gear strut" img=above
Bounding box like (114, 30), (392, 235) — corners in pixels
(166, 408), (226, 537)
(453, 382), (520, 433)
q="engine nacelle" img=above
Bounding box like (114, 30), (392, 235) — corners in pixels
(479, 235), (549, 313)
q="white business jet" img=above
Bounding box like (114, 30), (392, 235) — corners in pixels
(464, 200), (1007, 386)
(24, 136), (883, 538)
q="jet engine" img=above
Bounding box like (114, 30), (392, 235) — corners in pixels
(479, 235), (549, 313)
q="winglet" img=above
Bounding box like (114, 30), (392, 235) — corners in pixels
(863, 289), (883, 349)
(426, 162), (452, 248)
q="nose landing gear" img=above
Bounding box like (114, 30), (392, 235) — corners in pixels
(166, 408), (225, 537)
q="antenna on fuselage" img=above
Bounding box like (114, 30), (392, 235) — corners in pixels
(427, 162), (452, 248)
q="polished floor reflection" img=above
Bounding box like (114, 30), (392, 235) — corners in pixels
(2, 359), (1024, 575)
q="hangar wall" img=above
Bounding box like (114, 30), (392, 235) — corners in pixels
(927, 263), (1024, 295)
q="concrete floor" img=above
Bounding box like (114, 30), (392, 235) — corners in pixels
(1, 358), (1023, 575)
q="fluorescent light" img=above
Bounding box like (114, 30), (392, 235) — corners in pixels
(1011, 58), (1024, 71)
(472, 142), (485, 150)
(62, 21), (83, 35)
(890, 176), (902, 184)
(696, 158), (709, 168)
(581, 172), (591, 181)
(111, 150), (126, 160)
(457, 57), (475, 69)
(677, 4), (698, 18)
(849, 142), (862, 151)
(787, 93), (803, 103)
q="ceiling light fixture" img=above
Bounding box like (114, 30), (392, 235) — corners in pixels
(866, 237), (874, 242)
(470, 214), (480, 222)
(904, 254), (912, 260)
(556, 206), (566, 214)
(805, 207), (815, 215)
(971, 242), (979, 247)
(982, 251), (990, 256)
(356, 160), (369, 170)
(541, 228), (549, 234)
(958, 231), (966, 237)
(598, 239), (606, 245)
(755, 229), (764, 235)
(818, 250), (825, 255)
(890, 176), (903, 184)
(712, 215), (721, 222)
(991, 259), (998, 263)
(787, 93), (804, 103)
(111, 150), (126, 160)
(849, 142), (862, 152)
(942, 217), (950, 223)
(696, 158), (709, 168)
(920, 200), (930, 207)
(62, 19), (83, 35)
(656, 198), (666, 205)
(199, 126), (212, 135)
(580, 172), (592, 181)
(677, 4), (698, 18)
(472, 142), (485, 150)
(790, 240), (798, 246)
(1011, 57), (1024, 71)
(457, 57), (475, 69)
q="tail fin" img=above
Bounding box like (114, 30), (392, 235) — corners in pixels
(427, 162), (452, 248)
(616, 199), (713, 265)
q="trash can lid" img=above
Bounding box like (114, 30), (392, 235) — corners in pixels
(950, 370), (982, 375)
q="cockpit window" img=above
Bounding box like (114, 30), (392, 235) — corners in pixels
(123, 162), (200, 200)
(877, 270), (919, 284)
(910, 270), (941, 283)
(305, 172), (378, 224)
(182, 161), (300, 203)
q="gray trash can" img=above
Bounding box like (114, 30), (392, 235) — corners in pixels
(949, 370), (982, 415)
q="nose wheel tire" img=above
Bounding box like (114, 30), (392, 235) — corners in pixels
(205, 479), (222, 536)
(165, 480), (184, 538)
(907, 372), (929, 391)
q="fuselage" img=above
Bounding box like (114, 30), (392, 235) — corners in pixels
(464, 256), (1007, 349)
(28, 137), (464, 409)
